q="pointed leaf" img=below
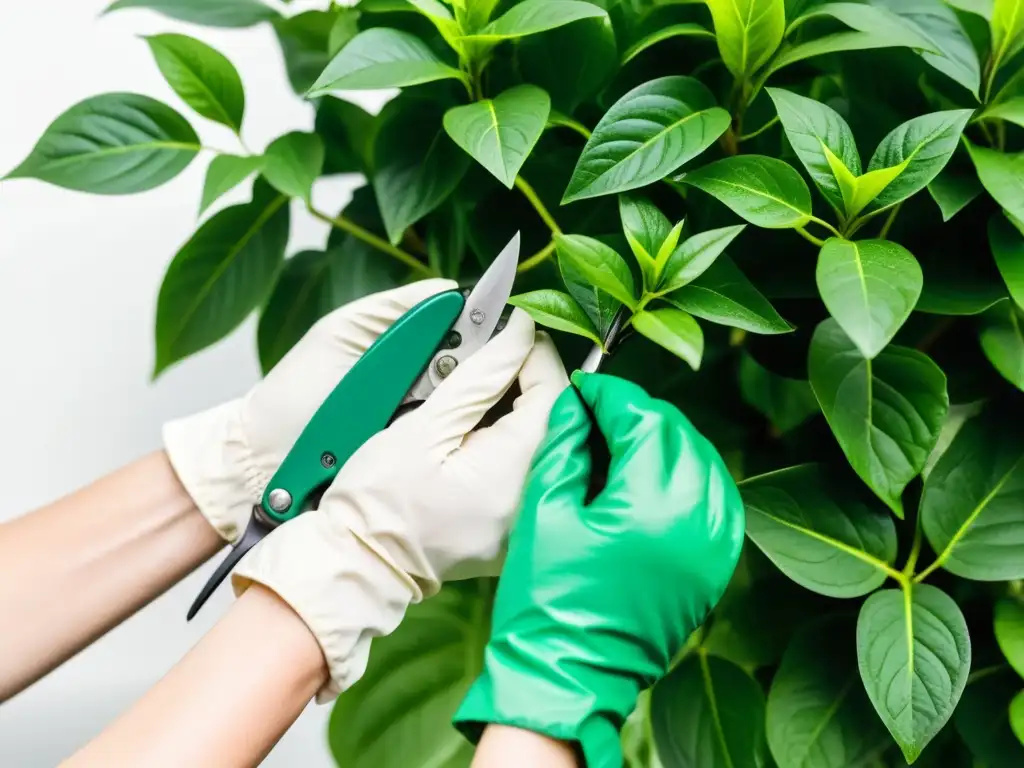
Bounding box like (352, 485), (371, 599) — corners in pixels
(563, 76), (730, 203)
(967, 142), (1024, 222)
(632, 308), (704, 370)
(619, 195), (672, 286)
(622, 23), (715, 64)
(982, 97), (1024, 128)
(991, 211), (1024, 310)
(508, 290), (602, 344)
(816, 238), (923, 359)
(658, 225), (745, 294)
(740, 464), (898, 598)
(927, 148), (983, 221)
(199, 154), (263, 214)
(104, 0), (279, 27)
(274, 10), (350, 95)
(996, 598), (1024, 678)
(809, 319), (949, 516)
(262, 131), (324, 202)
(980, 304), (1024, 390)
(946, 0), (993, 19)
(992, 0), (1024, 73)
(307, 28), (466, 95)
(4, 93), (199, 194)
(559, 250), (623, 342)
(954, 667), (1024, 765)
(707, 0), (786, 78)
(788, 2), (938, 48)
(681, 156), (813, 229)
(443, 85), (550, 188)
(316, 96), (376, 176)
(739, 354), (819, 434)
(554, 234), (637, 308)
(466, 0), (608, 42)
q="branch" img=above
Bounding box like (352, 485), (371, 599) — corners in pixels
(514, 175), (562, 235)
(795, 226), (825, 247)
(308, 207), (433, 277)
(517, 241), (556, 273)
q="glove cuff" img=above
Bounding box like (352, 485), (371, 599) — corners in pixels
(231, 512), (427, 702)
(162, 399), (263, 544)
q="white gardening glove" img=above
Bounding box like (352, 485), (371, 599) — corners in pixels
(163, 279), (458, 544)
(231, 310), (568, 701)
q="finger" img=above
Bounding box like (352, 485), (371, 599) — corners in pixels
(414, 308), (535, 457)
(520, 384), (593, 510)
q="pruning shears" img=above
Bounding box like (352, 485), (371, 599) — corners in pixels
(187, 232), (522, 620)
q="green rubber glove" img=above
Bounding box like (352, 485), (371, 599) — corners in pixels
(453, 371), (745, 767)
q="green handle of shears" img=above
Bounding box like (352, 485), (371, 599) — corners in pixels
(260, 290), (466, 525)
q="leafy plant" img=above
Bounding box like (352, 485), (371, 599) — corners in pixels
(6, 0), (1024, 765)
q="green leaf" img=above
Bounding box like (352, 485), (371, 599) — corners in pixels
(154, 181), (289, 376)
(651, 653), (767, 768)
(406, 0), (461, 45)
(144, 34), (245, 134)
(996, 598), (1024, 679)
(427, 203), (468, 280)
(992, 0), (1024, 74)
(706, 0), (786, 78)
(316, 97), (376, 176)
(329, 580), (492, 767)
(632, 308), (705, 370)
(373, 98), (470, 244)
(562, 76), (730, 203)
(463, 0), (608, 42)
(927, 152), (983, 221)
(274, 10), (347, 95)
(857, 585), (971, 764)
(680, 156), (813, 229)
(946, 0), (993, 19)
(665, 255), (792, 334)
(808, 319), (949, 516)
(1014, 692), (1024, 748)
(307, 28), (466, 95)
(328, 8), (361, 57)
(980, 304), (1024, 390)
(519, 16), (617, 114)
(991, 211), (1024, 309)
(555, 234), (636, 308)
(559, 249), (623, 342)
(739, 354), (819, 434)
(954, 667), (1024, 767)
(261, 131), (324, 202)
(621, 23), (716, 64)
(767, 615), (890, 768)
(982, 97), (1024, 128)
(199, 154), (263, 214)
(5, 93), (199, 194)
(767, 88), (861, 216)
(451, 0), (501, 31)
(507, 290), (602, 344)
(619, 195), (673, 286)
(103, 0), (279, 27)
(443, 85), (550, 188)
(740, 464), (898, 597)
(920, 405), (1024, 581)
(816, 238), (923, 359)
(658, 225), (746, 294)
(865, 109), (974, 214)
(966, 142), (1024, 222)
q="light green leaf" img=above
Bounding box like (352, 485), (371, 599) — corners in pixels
(966, 142), (1024, 222)
(307, 28), (466, 96)
(946, 0), (993, 19)
(103, 0), (279, 27)
(199, 154), (263, 214)
(920, 405), (1024, 581)
(622, 23), (715, 64)
(554, 234), (637, 308)
(144, 34), (244, 133)
(865, 109), (974, 213)
(808, 319), (949, 516)
(857, 585), (971, 764)
(443, 85), (550, 188)
(980, 304), (1024, 390)
(996, 598), (1024, 679)
(680, 155), (813, 229)
(739, 354), (819, 434)
(274, 10), (349, 95)
(452, 0), (501, 32)
(706, 0), (786, 78)
(651, 654), (767, 768)
(154, 181), (289, 376)
(816, 238), (923, 359)
(373, 98), (469, 244)
(4, 93), (199, 194)
(329, 581), (492, 767)
(665, 255), (791, 334)
(838, 161), (907, 220)
(463, 0), (608, 42)
(991, 211), (1024, 309)
(954, 668), (1024, 766)
(982, 97), (1024, 128)
(658, 225), (746, 294)
(619, 195), (672, 286)
(508, 290), (602, 344)
(328, 9), (360, 57)
(740, 464), (898, 597)
(767, 88), (860, 216)
(767, 615), (890, 768)
(788, 3), (937, 48)
(992, 0), (1024, 75)
(1014, 692), (1024, 747)
(632, 308), (704, 370)
(262, 131), (324, 202)
(563, 76), (730, 203)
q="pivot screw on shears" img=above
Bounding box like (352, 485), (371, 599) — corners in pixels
(268, 488), (292, 512)
(435, 355), (458, 378)
(321, 452), (337, 468)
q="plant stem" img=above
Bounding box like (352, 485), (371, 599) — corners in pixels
(809, 216), (842, 238)
(902, 517), (923, 577)
(879, 202), (902, 240)
(549, 116), (592, 140)
(514, 175), (562, 235)
(967, 663), (1009, 685)
(738, 115), (780, 142)
(517, 240), (556, 273)
(308, 207), (433, 276)
(795, 226), (825, 247)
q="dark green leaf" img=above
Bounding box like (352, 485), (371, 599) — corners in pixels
(622, 23), (716, 64)
(199, 154), (263, 214)
(707, 0), (786, 78)
(991, 211), (1024, 309)
(967, 142), (1024, 222)
(559, 249), (623, 342)
(651, 654), (767, 768)
(658, 225), (746, 294)
(274, 10), (346, 94)
(5, 93), (199, 194)
(739, 353), (819, 434)
(104, 0), (279, 27)
(154, 181), (289, 375)
(427, 203), (467, 280)
(927, 148), (983, 221)
(808, 319), (949, 516)
(563, 76), (730, 203)
(262, 131), (324, 202)
(519, 16), (618, 113)
(316, 96), (376, 176)
(954, 667), (1024, 768)
(681, 156), (814, 229)
(554, 233), (637, 308)
(995, 598), (1024, 678)
(632, 308), (704, 370)
(465, 0), (609, 42)
(508, 289), (602, 344)
(740, 464), (898, 597)
(857, 585), (971, 764)
(980, 303), (1024, 390)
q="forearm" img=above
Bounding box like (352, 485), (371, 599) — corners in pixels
(472, 726), (578, 768)
(0, 451), (223, 699)
(65, 583), (328, 768)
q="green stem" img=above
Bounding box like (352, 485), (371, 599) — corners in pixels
(514, 175), (562, 235)
(517, 240), (556, 273)
(967, 663), (1009, 685)
(902, 516), (923, 577)
(738, 115), (780, 142)
(795, 226), (825, 247)
(809, 215), (842, 238)
(549, 116), (592, 140)
(308, 207), (433, 276)
(879, 202), (902, 240)
(915, 558), (942, 584)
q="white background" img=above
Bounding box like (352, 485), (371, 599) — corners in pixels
(0, 1), (387, 764)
